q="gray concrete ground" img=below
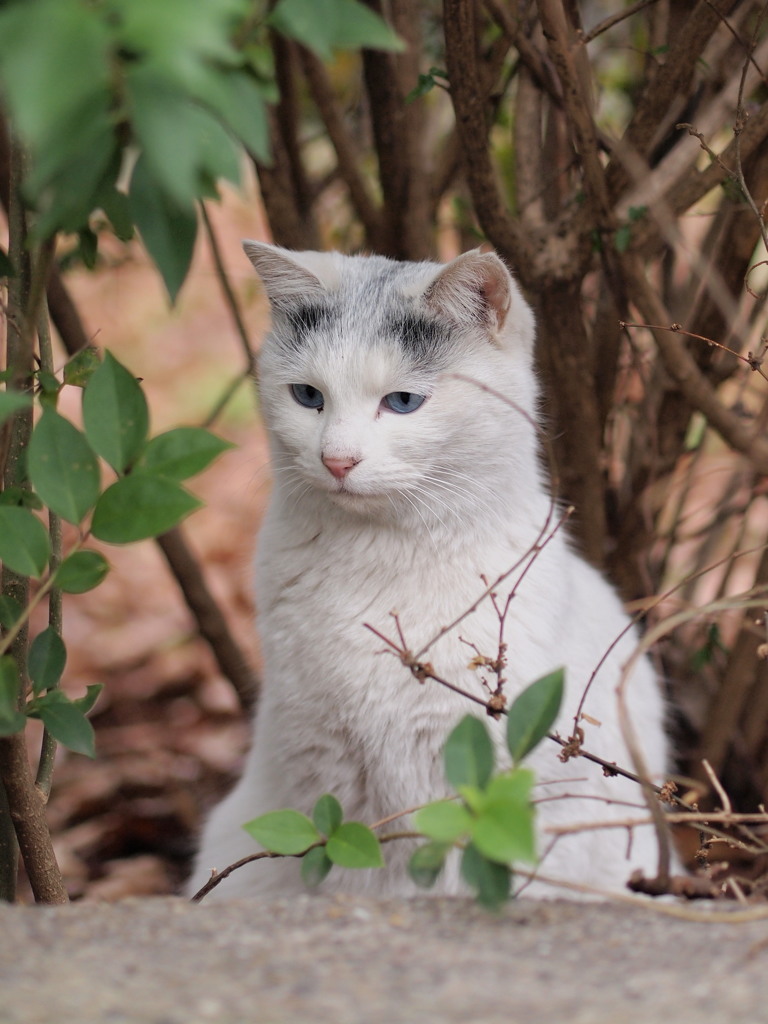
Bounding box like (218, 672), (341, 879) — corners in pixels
(1, 895), (767, 1024)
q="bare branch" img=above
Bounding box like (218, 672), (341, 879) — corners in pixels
(536, 0), (613, 227)
(620, 254), (768, 473)
(156, 528), (258, 713)
(482, 0), (563, 105)
(0, 734), (68, 904)
(580, 0), (660, 46)
(606, 0), (736, 197)
(443, 0), (527, 266)
(297, 46), (383, 245)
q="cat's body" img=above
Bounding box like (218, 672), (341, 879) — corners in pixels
(187, 244), (671, 901)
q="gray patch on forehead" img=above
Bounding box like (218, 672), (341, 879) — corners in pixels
(269, 255), (452, 368)
(386, 312), (448, 366)
(273, 303), (339, 351)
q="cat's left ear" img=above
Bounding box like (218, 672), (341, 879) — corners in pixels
(423, 250), (531, 348)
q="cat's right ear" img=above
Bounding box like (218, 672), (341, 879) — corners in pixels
(422, 249), (535, 354)
(242, 241), (337, 308)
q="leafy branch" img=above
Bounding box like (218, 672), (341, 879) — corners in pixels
(193, 670), (565, 909)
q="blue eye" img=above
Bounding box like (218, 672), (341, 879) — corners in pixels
(291, 383), (324, 410)
(382, 392), (426, 414)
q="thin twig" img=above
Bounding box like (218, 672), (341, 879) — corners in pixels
(733, 2), (768, 256)
(701, 758), (733, 815)
(199, 203), (258, 380)
(620, 319), (768, 383)
(34, 297), (60, 798)
(573, 541), (768, 736)
(579, 0), (660, 45)
(156, 528), (259, 712)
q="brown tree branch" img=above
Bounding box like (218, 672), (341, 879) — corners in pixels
(46, 268), (91, 354)
(535, 281), (608, 565)
(199, 203), (257, 379)
(255, 96), (320, 250)
(668, 97), (768, 219)
(156, 528), (258, 713)
(536, 0), (614, 229)
(606, 0), (735, 197)
(621, 254), (768, 474)
(297, 47), (383, 246)
(579, 0), (660, 45)
(0, 734), (68, 903)
(482, 0), (563, 106)
(361, 0), (433, 258)
(443, 0), (527, 268)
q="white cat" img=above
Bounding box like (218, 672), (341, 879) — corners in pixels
(187, 243), (671, 901)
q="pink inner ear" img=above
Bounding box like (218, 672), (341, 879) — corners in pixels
(425, 251), (512, 332)
(478, 262), (511, 330)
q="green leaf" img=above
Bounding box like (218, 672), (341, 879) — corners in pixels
(91, 475), (201, 543)
(405, 68), (448, 104)
(138, 428), (233, 481)
(0, 507), (51, 578)
(469, 772), (536, 865)
(0, 657), (25, 736)
(99, 187), (135, 242)
(408, 841), (450, 889)
(456, 784), (486, 814)
(326, 823), (384, 869)
(312, 793), (343, 837)
(0, 488), (43, 511)
(130, 157), (198, 303)
(127, 66), (241, 208)
(28, 627), (67, 695)
(72, 683), (103, 716)
(444, 715), (494, 790)
(184, 66), (271, 162)
(26, 106), (116, 239)
(414, 800), (472, 843)
(54, 550), (110, 594)
(82, 351), (149, 473)
(63, 347), (101, 389)
(461, 843), (512, 910)
(301, 845), (333, 887)
(269, 0), (404, 61)
(0, 390), (31, 426)
(29, 690), (96, 757)
(113, 0), (245, 87)
(27, 409), (101, 524)
(243, 809), (321, 855)
(506, 668), (564, 764)
(0, 0), (111, 151)
(75, 227), (99, 270)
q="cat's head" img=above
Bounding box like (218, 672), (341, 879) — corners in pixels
(246, 242), (543, 532)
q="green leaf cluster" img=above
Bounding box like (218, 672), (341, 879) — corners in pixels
(409, 668), (564, 909)
(0, 0), (402, 299)
(243, 793), (384, 887)
(269, 0), (403, 62)
(237, 670), (563, 909)
(0, 634), (102, 756)
(0, 349), (231, 755)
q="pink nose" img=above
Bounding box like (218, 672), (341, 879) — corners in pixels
(322, 455), (359, 479)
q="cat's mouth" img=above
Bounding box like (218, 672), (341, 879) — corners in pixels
(325, 478), (386, 509)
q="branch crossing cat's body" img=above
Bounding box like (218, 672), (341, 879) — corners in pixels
(188, 244), (670, 900)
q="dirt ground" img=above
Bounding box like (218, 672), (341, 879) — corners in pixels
(2, 895), (768, 1024)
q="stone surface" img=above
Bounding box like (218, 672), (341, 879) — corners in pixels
(1, 895), (766, 1024)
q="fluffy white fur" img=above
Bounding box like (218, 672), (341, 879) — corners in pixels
(187, 244), (671, 901)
